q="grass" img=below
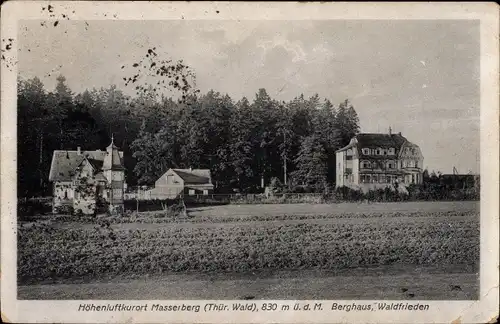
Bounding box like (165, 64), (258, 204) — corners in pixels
(18, 202), (479, 286)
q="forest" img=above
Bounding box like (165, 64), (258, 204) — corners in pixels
(17, 74), (361, 198)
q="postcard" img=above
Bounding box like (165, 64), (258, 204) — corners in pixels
(1, 1), (498, 323)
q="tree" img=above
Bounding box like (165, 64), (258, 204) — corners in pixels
(336, 99), (360, 147)
(290, 134), (328, 191)
(314, 99), (341, 183)
(131, 120), (176, 184)
(230, 97), (258, 189)
(17, 77), (49, 195)
(276, 103), (294, 186)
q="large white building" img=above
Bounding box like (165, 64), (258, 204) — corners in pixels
(335, 130), (423, 192)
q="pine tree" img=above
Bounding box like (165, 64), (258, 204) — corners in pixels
(336, 99), (360, 147)
(291, 134), (328, 191)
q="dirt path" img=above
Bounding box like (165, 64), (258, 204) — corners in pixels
(19, 269), (478, 300)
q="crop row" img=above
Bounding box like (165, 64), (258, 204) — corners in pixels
(19, 218), (476, 243)
(34, 210), (478, 225)
(18, 217), (479, 284)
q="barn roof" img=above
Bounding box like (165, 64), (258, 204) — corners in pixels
(172, 169), (212, 184)
(49, 149), (123, 181)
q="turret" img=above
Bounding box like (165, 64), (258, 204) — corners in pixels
(103, 135), (125, 172)
(103, 135), (125, 213)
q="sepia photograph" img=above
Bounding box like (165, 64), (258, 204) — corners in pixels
(1, 2), (498, 324)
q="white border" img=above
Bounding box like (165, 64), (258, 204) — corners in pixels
(1, 2), (498, 323)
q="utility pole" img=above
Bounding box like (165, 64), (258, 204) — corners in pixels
(136, 186), (139, 213)
(283, 130), (287, 185)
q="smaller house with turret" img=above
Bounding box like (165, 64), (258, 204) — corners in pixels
(48, 137), (126, 214)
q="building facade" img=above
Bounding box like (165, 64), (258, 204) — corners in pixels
(335, 131), (423, 192)
(48, 138), (125, 214)
(150, 168), (214, 199)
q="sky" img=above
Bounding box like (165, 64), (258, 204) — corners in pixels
(18, 19), (480, 174)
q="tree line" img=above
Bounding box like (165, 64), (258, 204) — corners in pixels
(17, 75), (360, 197)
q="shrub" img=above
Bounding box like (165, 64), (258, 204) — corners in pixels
(18, 199), (53, 220)
(334, 186), (364, 201)
(123, 199), (182, 212)
(54, 204), (74, 215)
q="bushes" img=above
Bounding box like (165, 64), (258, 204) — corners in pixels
(406, 184), (479, 201)
(332, 186), (364, 201)
(123, 198), (182, 212)
(18, 199), (53, 221)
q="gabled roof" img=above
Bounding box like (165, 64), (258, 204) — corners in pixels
(172, 169), (212, 185)
(336, 133), (409, 154)
(356, 133), (407, 149)
(87, 158), (104, 171)
(49, 149), (123, 182)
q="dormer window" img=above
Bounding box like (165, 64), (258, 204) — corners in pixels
(361, 161), (371, 168)
(388, 148), (395, 155)
(362, 148), (369, 155)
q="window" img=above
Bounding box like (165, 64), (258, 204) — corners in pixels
(203, 190), (208, 195)
(388, 148), (395, 155)
(64, 190), (68, 199)
(188, 189), (195, 195)
(362, 148), (369, 155)
(361, 161), (371, 168)
(388, 162), (394, 169)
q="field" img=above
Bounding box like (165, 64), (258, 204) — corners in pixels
(18, 201), (479, 299)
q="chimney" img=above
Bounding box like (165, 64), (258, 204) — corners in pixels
(389, 127), (392, 135)
(77, 147), (81, 155)
(398, 132), (401, 135)
(189, 167), (192, 172)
